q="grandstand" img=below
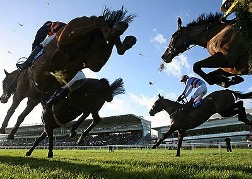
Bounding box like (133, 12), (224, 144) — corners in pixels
(1, 114), (151, 146)
(1, 110), (252, 148)
(152, 109), (252, 145)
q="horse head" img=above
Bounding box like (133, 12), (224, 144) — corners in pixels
(149, 94), (165, 116)
(161, 17), (190, 63)
(150, 94), (182, 116)
(0, 69), (19, 103)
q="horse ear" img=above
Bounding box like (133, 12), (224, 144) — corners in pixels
(158, 94), (163, 99)
(177, 17), (182, 30)
(4, 69), (9, 76)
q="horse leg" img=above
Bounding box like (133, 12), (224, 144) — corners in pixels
(176, 129), (186, 157)
(70, 112), (90, 138)
(208, 69), (244, 88)
(193, 52), (231, 85)
(7, 98), (39, 140)
(26, 131), (47, 156)
(152, 125), (176, 149)
(77, 112), (101, 145)
(46, 128), (54, 158)
(219, 101), (251, 124)
(114, 36), (137, 55)
(0, 95), (22, 134)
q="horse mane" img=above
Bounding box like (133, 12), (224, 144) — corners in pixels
(186, 12), (223, 27)
(102, 6), (136, 28)
(109, 78), (125, 97)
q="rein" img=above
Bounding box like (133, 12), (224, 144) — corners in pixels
(28, 68), (45, 95)
(52, 104), (65, 127)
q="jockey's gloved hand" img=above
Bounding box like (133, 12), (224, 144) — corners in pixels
(220, 15), (227, 23)
(177, 94), (184, 102)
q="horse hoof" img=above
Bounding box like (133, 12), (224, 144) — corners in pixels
(26, 152), (31, 156)
(77, 138), (84, 145)
(0, 128), (6, 134)
(48, 152), (53, 158)
(70, 131), (77, 138)
(151, 146), (157, 149)
(7, 134), (14, 140)
(231, 76), (244, 83)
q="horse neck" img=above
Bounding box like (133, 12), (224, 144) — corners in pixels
(184, 23), (228, 47)
(161, 99), (181, 115)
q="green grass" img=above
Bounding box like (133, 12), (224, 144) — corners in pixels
(0, 148), (252, 178)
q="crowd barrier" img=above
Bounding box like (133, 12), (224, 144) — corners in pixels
(0, 141), (251, 150)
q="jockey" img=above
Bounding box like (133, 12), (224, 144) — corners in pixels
(46, 70), (86, 107)
(221, 0), (252, 21)
(16, 21), (66, 70)
(177, 75), (207, 110)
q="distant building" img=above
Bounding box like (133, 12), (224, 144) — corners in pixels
(1, 114), (151, 146)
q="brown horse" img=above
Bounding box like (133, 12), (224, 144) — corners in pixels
(26, 78), (125, 158)
(0, 7), (136, 138)
(161, 12), (250, 88)
(149, 90), (252, 156)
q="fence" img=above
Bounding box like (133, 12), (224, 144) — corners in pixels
(0, 141), (251, 150)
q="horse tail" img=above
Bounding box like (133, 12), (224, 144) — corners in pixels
(103, 6), (136, 28)
(110, 78), (125, 97)
(230, 90), (252, 100)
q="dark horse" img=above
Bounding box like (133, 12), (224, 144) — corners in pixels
(149, 90), (252, 156)
(26, 78), (125, 158)
(0, 7), (136, 138)
(161, 12), (250, 88)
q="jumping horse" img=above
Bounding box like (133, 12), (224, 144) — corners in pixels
(161, 12), (250, 88)
(149, 90), (252, 156)
(26, 77), (125, 158)
(0, 7), (136, 139)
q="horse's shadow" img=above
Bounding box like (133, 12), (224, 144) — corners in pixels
(0, 154), (148, 178)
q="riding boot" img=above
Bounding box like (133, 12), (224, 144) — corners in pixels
(107, 21), (128, 43)
(16, 44), (43, 70)
(46, 87), (69, 108)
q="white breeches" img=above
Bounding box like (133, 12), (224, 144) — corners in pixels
(191, 84), (207, 102)
(40, 34), (56, 47)
(63, 71), (86, 89)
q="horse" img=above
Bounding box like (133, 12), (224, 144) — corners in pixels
(161, 12), (250, 88)
(0, 7), (136, 138)
(149, 90), (252, 156)
(25, 77), (125, 158)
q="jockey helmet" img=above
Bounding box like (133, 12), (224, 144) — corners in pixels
(180, 75), (189, 82)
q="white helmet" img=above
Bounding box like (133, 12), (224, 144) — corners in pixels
(180, 75), (189, 82)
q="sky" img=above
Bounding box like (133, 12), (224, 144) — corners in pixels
(0, 0), (251, 129)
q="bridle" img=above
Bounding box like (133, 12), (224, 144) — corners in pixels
(1, 70), (21, 99)
(168, 23), (216, 56)
(168, 30), (194, 56)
